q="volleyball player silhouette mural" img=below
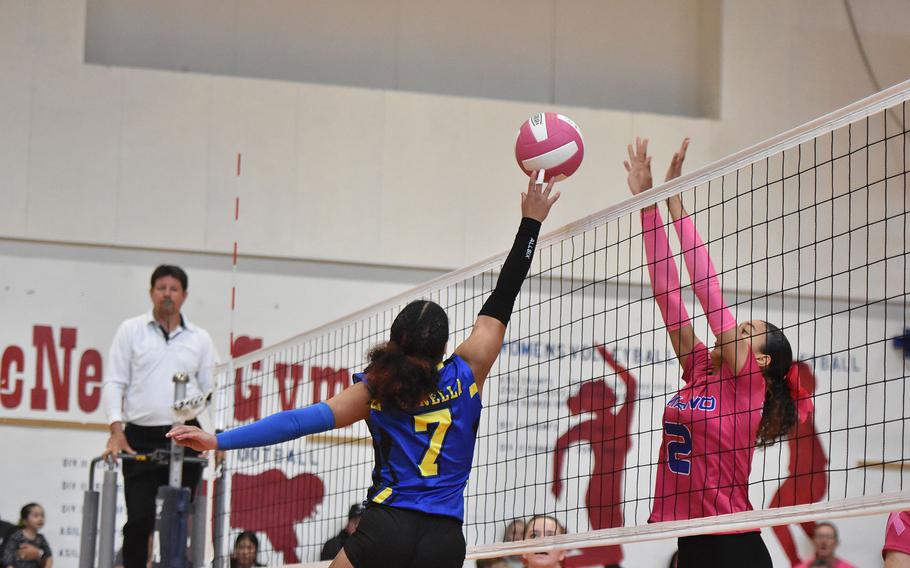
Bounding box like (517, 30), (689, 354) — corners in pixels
(769, 361), (828, 567)
(551, 345), (636, 567)
(230, 470), (324, 564)
(226, 335), (327, 564)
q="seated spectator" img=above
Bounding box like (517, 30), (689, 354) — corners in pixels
(795, 522), (856, 568)
(521, 515), (566, 568)
(0, 516), (16, 554)
(504, 518), (526, 543)
(319, 503), (365, 561)
(230, 531), (263, 568)
(2, 503), (52, 568)
(476, 517), (527, 568)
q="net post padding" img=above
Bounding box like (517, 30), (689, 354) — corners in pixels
(210, 77), (910, 376)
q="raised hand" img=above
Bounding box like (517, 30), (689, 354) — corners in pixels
(664, 137), (690, 182)
(521, 170), (560, 222)
(166, 424), (218, 452)
(623, 137), (653, 196)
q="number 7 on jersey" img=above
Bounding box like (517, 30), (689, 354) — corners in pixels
(414, 408), (452, 477)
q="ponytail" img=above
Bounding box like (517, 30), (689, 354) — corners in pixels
(365, 300), (449, 409)
(366, 341), (440, 409)
(755, 321), (798, 447)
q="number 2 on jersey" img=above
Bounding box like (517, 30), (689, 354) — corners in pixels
(414, 408), (452, 477)
(665, 422), (692, 475)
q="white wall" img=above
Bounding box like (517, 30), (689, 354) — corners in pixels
(83, 0), (722, 118)
(4, 0), (910, 273)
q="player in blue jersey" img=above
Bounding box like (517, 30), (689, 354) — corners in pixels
(168, 172), (560, 568)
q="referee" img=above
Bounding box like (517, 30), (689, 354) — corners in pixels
(101, 265), (219, 568)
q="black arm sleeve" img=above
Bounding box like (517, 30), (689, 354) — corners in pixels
(478, 217), (542, 325)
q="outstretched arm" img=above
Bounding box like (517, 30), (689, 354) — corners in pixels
(552, 423), (591, 499)
(167, 381), (372, 451)
(455, 172), (560, 394)
(663, 144), (747, 373)
(626, 138), (699, 368)
(597, 345), (637, 431)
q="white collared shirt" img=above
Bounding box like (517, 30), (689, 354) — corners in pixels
(102, 311), (219, 426)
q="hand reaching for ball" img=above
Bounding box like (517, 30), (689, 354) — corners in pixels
(522, 170), (560, 222)
(624, 137), (653, 196)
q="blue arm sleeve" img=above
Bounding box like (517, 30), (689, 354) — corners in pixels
(216, 402), (336, 451)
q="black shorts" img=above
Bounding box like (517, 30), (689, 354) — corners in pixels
(677, 531), (771, 568)
(343, 505), (465, 568)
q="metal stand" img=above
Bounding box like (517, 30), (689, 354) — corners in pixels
(212, 449), (228, 568)
(98, 462), (118, 568)
(80, 372), (211, 567)
(78, 458), (102, 568)
(169, 372), (189, 488)
(191, 476), (207, 568)
(152, 372), (191, 568)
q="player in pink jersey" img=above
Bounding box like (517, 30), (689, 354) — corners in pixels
(884, 511), (910, 567)
(626, 138), (802, 568)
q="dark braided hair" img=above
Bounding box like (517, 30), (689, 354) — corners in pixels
(365, 300), (448, 409)
(755, 321), (798, 447)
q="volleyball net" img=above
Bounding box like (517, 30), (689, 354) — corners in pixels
(205, 80), (910, 565)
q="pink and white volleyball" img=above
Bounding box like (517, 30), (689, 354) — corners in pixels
(515, 112), (584, 182)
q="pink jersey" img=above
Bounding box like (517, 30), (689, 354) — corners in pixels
(649, 342), (765, 522)
(883, 511), (910, 558)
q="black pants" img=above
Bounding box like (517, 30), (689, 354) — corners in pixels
(343, 505), (465, 568)
(677, 532), (772, 568)
(122, 422), (202, 568)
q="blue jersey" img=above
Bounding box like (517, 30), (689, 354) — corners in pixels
(353, 354), (482, 521)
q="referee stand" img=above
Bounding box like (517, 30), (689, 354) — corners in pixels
(80, 372), (209, 568)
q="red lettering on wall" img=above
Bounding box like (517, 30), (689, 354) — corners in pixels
(232, 336), (263, 422)
(275, 363), (304, 411)
(30, 326), (77, 411)
(77, 349), (103, 412)
(1, 346), (25, 409)
(310, 367), (349, 404)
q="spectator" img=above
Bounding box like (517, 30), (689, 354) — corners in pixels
(2, 503), (52, 568)
(504, 518), (526, 543)
(101, 265), (219, 568)
(794, 522), (856, 568)
(0, 516), (15, 556)
(230, 531), (263, 568)
(319, 504), (365, 560)
(521, 515), (565, 568)
(668, 550), (678, 568)
(491, 518), (526, 568)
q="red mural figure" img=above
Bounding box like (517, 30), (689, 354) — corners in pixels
(552, 345), (637, 567)
(230, 470), (325, 564)
(769, 362), (828, 567)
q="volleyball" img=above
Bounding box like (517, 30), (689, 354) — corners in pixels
(515, 112), (585, 182)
